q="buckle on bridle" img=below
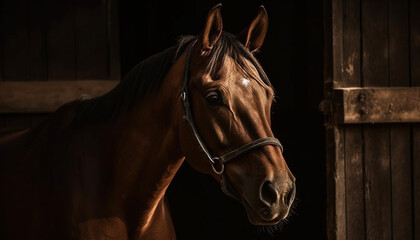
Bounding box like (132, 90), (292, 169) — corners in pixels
(211, 157), (224, 174)
(180, 91), (187, 102)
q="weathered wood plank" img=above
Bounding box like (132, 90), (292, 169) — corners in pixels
(361, 0), (392, 239)
(388, 1), (413, 238)
(324, 1), (346, 238)
(3, 0), (47, 82)
(0, 0), (3, 82)
(0, 81), (118, 113)
(27, 0), (47, 81)
(325, 127), (346, 240)
(344, 126), (364, 240)
(363, 125), (392, 240)
(411, 0), (420, 86)
(75, 0), (109, 79)
(2, 0), (119, 82)
(3, 0), (29, 81)
(390, 125), (412, 239)
(389, 0), (409, 87)
(361, 0), (388, 87)
(2, 0), (46, 81)
(331, 0), (343, 87)
(333, 87), (420, 123)
(413, 124), (420, 240)
(46, 0), (76, 80)
(342, 0), (361, 87)
(108, 0), (121, 81)
(411, 0), (420, 238)
(340, 1), (364, 239)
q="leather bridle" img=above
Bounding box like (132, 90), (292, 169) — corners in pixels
(180, 41), (283, 198)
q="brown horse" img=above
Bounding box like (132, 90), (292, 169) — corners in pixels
(0, 4), (295, 240)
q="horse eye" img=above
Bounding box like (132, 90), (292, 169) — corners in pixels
(205, 91), (224, 107)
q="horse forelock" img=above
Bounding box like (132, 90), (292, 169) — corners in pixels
(203, 32), (273, 90)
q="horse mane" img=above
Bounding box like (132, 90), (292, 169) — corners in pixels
(73, 32), (272, 124)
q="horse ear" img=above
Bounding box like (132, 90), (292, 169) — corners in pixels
(238, 5), (268, 53)
(201, 3), (223, 54)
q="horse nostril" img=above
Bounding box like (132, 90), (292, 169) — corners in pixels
(261, 181), (278, 206)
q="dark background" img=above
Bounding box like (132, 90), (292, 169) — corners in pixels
(119, 1), (326, 239)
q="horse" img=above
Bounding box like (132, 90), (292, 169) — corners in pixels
(0, 4), (295, 240)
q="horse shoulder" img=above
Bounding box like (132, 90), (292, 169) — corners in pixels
(137, 197), (176, 240)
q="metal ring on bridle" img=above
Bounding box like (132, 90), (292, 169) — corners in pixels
(211, 157), (224, 174)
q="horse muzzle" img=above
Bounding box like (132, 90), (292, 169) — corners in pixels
(242, 178), (296, 225)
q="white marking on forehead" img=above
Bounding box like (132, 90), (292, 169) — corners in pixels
(241, 78), (250, 86)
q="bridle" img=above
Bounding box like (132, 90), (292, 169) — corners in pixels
(180, 41), (283, 198)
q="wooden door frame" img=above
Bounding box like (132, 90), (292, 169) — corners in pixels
(323, 0), (420, 239)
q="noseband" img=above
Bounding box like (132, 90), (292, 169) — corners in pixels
(180, 41), (283, 197)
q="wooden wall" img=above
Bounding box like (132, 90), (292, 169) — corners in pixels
(324, 0), (420, 239)
(0, 0), (119, 129)
(1, 0), (327, 239)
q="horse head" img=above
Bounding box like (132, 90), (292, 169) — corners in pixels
(179, 4), (296, 226)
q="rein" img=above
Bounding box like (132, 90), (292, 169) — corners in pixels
(180, 41), (283, 198)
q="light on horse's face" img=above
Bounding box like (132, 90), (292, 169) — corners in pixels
(241, 78), (250, 86)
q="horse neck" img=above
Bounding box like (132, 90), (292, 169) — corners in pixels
(105, 50), (188, 232)
(112, 96), (184, 194)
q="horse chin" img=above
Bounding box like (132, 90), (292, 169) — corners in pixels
(248, 215), (281, 226)
(244, 204), (282, 226)
(240, 195), (288, 226)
